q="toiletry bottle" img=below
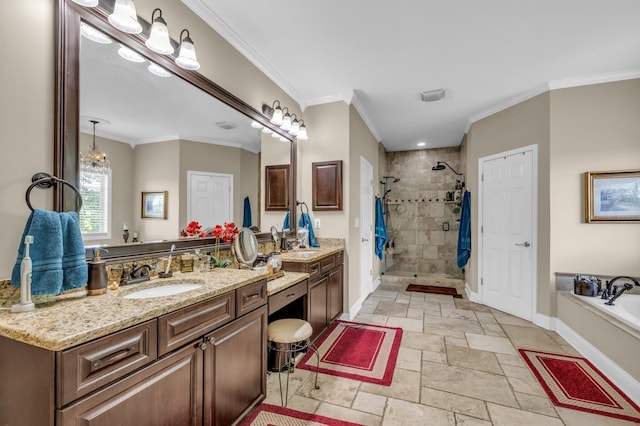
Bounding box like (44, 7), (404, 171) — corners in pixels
(87, 248), (108, 295)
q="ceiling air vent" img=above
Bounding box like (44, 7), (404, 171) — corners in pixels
(420, 88), (446, 102)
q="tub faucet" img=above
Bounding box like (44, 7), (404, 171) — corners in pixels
(603, 276), (640, 305)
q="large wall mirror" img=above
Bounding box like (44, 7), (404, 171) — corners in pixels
(56, 0), (297, 258)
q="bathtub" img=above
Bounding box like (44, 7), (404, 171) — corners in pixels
(569, 292), (640, 333)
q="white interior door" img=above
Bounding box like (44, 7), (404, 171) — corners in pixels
(480, 148), (536, 320)
(360, 157), (374, 297)
(187, 171), (233, 228)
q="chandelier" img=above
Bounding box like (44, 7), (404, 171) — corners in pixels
(81, 119), (110, 172)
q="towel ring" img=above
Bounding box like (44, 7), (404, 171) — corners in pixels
(25, 173), (83, 213)
(296, 200), (309, 215)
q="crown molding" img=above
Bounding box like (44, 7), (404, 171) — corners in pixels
(465, 71), (640, 133)
(182, 0), (306, 111)
(351, 90), (382, 142)
(304, 93), (349, 109)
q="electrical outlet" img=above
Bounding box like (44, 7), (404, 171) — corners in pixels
(315, 218), (321, 228)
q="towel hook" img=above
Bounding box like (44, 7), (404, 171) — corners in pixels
(25, 172), (83, 213)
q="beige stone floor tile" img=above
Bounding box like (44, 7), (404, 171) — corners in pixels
(386, 316), (423, 333)
(501, 364), (534, 381)
(486, 402), (564, 425)
(353, 313), (389, 326)
(406, 307), (424, 320)
(401, 330), (445, 352)
(420, 387), (490, 420)
(423, 325), (466, 339)
(278, 394), (321, 414)
(507, 377), (547, 397)
(445, 336), (469, 348)
(446, 345), (503, 375)
(480, 323), (507, 337)
(514, 392), (559, 418)
(491, 310), (538, 327)
(454, 299), (492, 312)
(555, 406), (640, 426)
(502, 324), (568, 353)
(352, 391), (387, 416)
(421, 361), (518, 407)
(296, 373), (360, 407)
(423, 349), (448, 364)
(474, 311), (498, 324)
(359, 300), (379, 314)
(396, 346), (422, 372)
(359, 368), (421, 403)
(465, 332), (517, 355)
(424, 315), (485, 334)
(374, 300), (408, 317)
(454, 413), (492, 425)
(265, 368), (309, 405)
(495, 352), (526, 368)
(382, 398), (456, 426)
(440, 307), (479, 321)
(315, 402), (382, 426)
(560, 344), (582, 356)
(425, 294), (462, 304)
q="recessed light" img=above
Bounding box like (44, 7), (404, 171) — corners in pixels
(417, 142), (426, 147)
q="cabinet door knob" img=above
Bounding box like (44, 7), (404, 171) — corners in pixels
(208, 336), (216, 345)
(199, 342), (208, 351)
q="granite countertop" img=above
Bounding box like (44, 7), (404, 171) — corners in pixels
(0, 268), (269, 352)
(267, 271), (309, 296)
(277, 238), (344, 263)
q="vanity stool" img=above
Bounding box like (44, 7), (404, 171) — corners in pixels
(267, 318), (320, 406)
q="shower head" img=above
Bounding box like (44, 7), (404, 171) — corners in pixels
(432, 161), (463, 176)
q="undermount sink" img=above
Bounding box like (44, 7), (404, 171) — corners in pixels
(290, 251), (317, 258)
(123, 283), (203, 299)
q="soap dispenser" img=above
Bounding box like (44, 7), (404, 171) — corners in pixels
(87, 248), (108, 296)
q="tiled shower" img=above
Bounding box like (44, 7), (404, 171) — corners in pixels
(381, 146), (464, 279)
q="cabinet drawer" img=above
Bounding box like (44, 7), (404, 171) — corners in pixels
(335, 250), (344, 265)
(320, 254), (336, 274)
(268, 279), (307, 315)
(236, 279), (267, 316)
(57, 320), (157, 407)
(307, 261), (321, 279)
(158, 292), (234, 356)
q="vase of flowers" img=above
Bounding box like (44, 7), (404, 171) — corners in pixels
(181, 221), (206, 239)
(209, 222), (239, 268)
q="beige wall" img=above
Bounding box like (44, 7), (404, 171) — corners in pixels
(349, 104), (381, 310)
(466, 92), (552, 315)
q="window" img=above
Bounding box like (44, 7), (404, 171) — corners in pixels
(79, 167), (112, 240)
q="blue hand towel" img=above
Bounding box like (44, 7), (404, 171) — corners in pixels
(60, 211), (88, 292)
(282, 211), (291, 230)
(298, 213), (319, 248)
(242, 196), (252, 228)
(11, 209), (64, 295)
(374, 197), (388, 260)
(457, 190), (471, 269)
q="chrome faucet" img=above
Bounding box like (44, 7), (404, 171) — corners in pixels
(603, 276), (640, 305)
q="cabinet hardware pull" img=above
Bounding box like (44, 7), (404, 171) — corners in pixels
(285, 293), (296, 298)
(208, 336), (216, 344)
(243, 293), (261, 301)
(90, 345), (136, 371)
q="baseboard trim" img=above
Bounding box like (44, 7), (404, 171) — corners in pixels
(465, 282), (480, 303)
(556, 319), (640, 404)
(533, 313), (556, 331)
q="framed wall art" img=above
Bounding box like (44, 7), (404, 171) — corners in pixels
(141, 191), (168, 219)
(584, 170), (640, 223)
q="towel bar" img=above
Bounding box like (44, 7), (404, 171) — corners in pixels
(25, 172), (83, 213)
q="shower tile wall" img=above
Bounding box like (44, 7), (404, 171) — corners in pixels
(384, 147), (463, 278)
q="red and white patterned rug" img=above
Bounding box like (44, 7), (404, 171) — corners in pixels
(519, 348), (640, 422)
(297, 320), (402, 386)
(240, 403), (364, 426)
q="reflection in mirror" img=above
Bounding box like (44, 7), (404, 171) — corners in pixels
(78, 23), (286, 245)
(234, 228), (259, 266)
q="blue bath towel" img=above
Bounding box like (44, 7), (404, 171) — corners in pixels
(242, 196), (252, 228)
(457, 190), (471, 269)
(374, 197), (388, 260)
(11, 209), (64, 295)
(59, 211), (88, 292)
(298, 213), (319, 248)
(282, 211), (291, 230)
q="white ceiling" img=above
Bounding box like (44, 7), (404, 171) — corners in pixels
(184, 0), (640, 151)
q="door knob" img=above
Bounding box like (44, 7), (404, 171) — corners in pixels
(515, 242), (530, 247)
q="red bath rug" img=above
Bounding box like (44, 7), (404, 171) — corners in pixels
(519, 348), (640, 422)
(240, 403), (364, 426)
(297, 320), (402, 386)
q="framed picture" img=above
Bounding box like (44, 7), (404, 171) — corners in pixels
(141, 191), (168, 219)
(585, 170), (640, 223)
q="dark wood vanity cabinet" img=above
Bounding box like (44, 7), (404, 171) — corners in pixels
(281, 251), (344, 341)
(0, 280), (267, 426)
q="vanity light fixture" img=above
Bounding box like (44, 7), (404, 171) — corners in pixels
(71, 0), (98, 7)
(118, 44), (145, 63)
(280, 107), (292, 131)
(80, 23), (112, 44)
(108, 0), (142, 34)
(148, 63), (171, 77)
(268, 101), (283, 126)
(175, 29), (200, 70)
(145, 8), (173, 55)
(81, 120), (110, 172)
(297, 120), (308, 140)
(289, 114), (300, 136)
